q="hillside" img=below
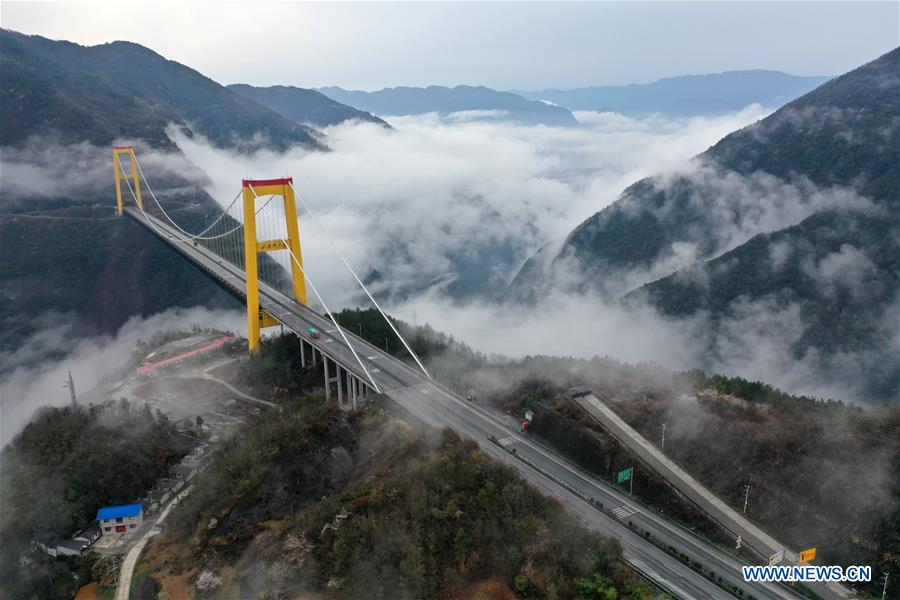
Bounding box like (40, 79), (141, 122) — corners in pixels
(0, 402), (189, 599)
(228, 84), (390, 128)
(515, 70), (830, 116)
(0, 29), (311, 368)
(132, 336), (653, 600)
(508, 48), (899, 401)
(0, 204), (240, 373)
(631, 208), (899, 400)
(0, 29), (325, 152)
(317, 84), (578, 126)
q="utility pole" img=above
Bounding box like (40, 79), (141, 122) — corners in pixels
(661, 421), (666, 450)
(63, 370), (77, 411)
(384, 337), (389, 352)
(743, 483), (751, 514)
(358, 323), (363, 337)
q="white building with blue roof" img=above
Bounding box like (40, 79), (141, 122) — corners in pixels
(97, 503), (143, 535)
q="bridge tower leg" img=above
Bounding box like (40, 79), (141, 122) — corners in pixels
(300, 340), (307, 368)
(112, 147), (143, 215)
(241, 177), (308, 352)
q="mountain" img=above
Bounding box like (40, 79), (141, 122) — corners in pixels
(0, 30), (295, 368)
(316, 84), (578, 126)
(515, 70), (831, 116)
(227, 84), (390, 129)
(0, 29), (325, 152)
(510, 48), (899, 401)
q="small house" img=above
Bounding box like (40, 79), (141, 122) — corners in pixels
(73, 524), (101, 546)
(34, 534), (89, 557)
(97, 503), (143, 535)
(55, 539), (89, 557)
(156, 477), (185, 495)
(169, 464), (195, 481)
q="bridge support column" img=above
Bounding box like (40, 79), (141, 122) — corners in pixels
(350, 376), (358, 410)
(337, 365), (344, 407)
(300, 339), (306, 368)
(323, 356), (331, 401)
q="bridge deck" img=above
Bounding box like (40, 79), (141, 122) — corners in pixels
(125, 206), (809, 600)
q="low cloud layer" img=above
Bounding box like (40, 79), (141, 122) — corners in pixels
(3, 104), (887, 432)
(171, 105), (769, 304)
(0, 307), (243, 446)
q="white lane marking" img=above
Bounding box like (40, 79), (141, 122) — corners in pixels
(612, 504), (638, 519)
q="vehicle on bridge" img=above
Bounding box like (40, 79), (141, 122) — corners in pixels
(308, 327), (321, 340)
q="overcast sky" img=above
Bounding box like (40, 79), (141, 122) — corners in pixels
(1, 1), (897, 90)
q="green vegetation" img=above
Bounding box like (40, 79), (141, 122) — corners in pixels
(682, 371), (844, 411)
(0, 401), (188, 600)
(464, 354), (900, 598)
(297, 433), (651, 599)
(150, 400), (653, 599)
(140, 335), (654, 599)
(238, 333), (323, 400)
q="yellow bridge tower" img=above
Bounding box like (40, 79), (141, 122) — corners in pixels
(113, 146), (142, 215)
(242, 177), (308, 352)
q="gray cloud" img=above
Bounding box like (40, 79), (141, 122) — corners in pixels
(169, 106), (769, 304)
(0, 307), (244, 446)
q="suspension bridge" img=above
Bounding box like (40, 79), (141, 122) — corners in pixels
(111, 146), (812, 600)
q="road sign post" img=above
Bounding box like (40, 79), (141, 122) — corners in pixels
(617, 467), (634, 495)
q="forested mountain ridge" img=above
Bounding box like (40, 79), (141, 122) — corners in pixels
(509, 47), (899, 402)
(515, 70), (831, 116)
(0, 29), (326, 152)
(316, 84), (578, 126)
(511, 47), (898, 299)
(228, 84), (390, 129)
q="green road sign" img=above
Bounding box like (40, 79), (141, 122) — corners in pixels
(617, 467), (633, 484)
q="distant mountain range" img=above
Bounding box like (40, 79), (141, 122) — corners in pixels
(316, 85), (578, 126)
(0, 29), (325, 152)
(510, 49), (899, 402)
(227, 84), (390, 129)
(515, 70), (831, 117)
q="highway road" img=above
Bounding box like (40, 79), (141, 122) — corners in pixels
(126, 206), (806, 600)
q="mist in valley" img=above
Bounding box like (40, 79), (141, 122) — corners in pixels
(166, 108), (891, 404)
(0, 307), (244, 446)
(2, 102), (892, 448)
